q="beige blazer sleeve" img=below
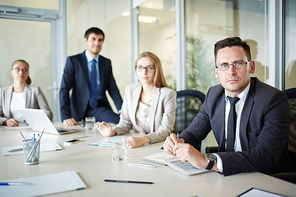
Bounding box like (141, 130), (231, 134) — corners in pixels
(113, 82), (177, 143)
(0, 84), (53, 125)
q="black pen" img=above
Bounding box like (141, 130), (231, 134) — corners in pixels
(104, 179), (153, 184)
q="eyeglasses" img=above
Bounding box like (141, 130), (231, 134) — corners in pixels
(215, 61), (251, 71)
(13, 68), (29, 72)
(136, 66), (155, 73)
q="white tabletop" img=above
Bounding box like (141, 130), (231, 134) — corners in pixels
(0, 124), (295, 197)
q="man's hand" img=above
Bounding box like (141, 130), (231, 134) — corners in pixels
(63, 118), (79, 126)
(173, 143), (208, 169)
(4, 118), (19, 127)
(98, 121), (116, 137)
(163, 133), (184, 155)
(126, 136), (151, 148)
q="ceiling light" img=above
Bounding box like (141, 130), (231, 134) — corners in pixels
(138, 16), (157, 23)
(122, 11), (130, 16)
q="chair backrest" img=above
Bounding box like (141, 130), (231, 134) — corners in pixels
(284, 88), (296, 100)
(284, 88), (296, 171)
(176, 90), (205, 133)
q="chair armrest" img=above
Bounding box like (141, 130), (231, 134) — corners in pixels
(268, 172), (296, 184)
(205, 146), (218, 153)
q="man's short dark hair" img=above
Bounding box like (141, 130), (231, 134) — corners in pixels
(214, 37), (251, 64)
(84, 27), (105, 40)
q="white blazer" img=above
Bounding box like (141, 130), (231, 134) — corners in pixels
(113, 82), (177, 143)
(0, 84), (53, 125)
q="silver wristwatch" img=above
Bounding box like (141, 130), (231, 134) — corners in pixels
(205, 153), (217, 170)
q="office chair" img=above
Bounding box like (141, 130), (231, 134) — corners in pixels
(269, 88), (296, 184)
(284, 87), (296, 100)
(176, 90), (205, 151)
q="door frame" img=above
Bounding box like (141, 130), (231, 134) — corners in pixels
(0, 0), (66, 120)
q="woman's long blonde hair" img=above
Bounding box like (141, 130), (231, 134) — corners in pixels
(134, 52), (168, 88)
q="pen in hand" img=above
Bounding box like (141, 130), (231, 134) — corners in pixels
(176, 132), (180, 144)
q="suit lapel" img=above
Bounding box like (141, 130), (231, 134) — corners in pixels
(5, 85), (14, 116)
(81, 52), (91, 91)
(131, 85), (142, 126)
(216, 94), (226, 152)
(149, 87), (160, 132)
(25, 85), (32, 108)
(239, 79), (255, 151)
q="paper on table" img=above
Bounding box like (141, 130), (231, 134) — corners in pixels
(2, 142), (62, 156)
(89, 136), (127, 147)
(0, 122), (30, 130)
(0, 171), (86, 197)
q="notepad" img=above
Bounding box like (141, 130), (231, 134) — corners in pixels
(2, 142), (62, 156)
(0, 171), (86, 197)
(143, 151), (177, 165)
(89, 136), (127, 147)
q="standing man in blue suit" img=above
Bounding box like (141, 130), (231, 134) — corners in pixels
(60, 27), (123, 126)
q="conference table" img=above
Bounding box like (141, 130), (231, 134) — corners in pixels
(0, 124), (296, 197)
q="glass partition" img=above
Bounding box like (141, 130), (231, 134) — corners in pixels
(285, 0), (296, 89)
(0, 18), (52, 108)
(185, 0), (268, 94)
(138, 0), (177, 89)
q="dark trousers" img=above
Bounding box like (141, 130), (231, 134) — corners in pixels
(85, 99), (120, 124)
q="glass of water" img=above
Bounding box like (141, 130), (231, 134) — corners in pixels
(111, 139), (126, 161)
(85, 117), (95, 130)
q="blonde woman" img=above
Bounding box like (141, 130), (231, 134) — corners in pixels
(98, 52), (176, 148)
(0, 60), (52, 127)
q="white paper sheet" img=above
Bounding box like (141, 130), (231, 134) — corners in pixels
(0, 171), (86, 197)
(2, 142), (62, 156)
(0, 122), (30, 130)
(89, 136), (127, 147)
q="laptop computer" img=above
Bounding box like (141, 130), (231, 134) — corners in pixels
(18, 108), (82, 135)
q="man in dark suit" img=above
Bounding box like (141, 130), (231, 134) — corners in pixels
(60, 27), (123, 126)
(163, 37), (293, 176)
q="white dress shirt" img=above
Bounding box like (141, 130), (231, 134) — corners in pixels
(215, 82), (250, 172)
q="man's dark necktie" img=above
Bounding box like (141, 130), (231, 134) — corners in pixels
(226, 96), (240, 152)
(90, 59), (97, 108)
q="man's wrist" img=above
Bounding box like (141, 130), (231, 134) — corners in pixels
(205, 153), (217, 170)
